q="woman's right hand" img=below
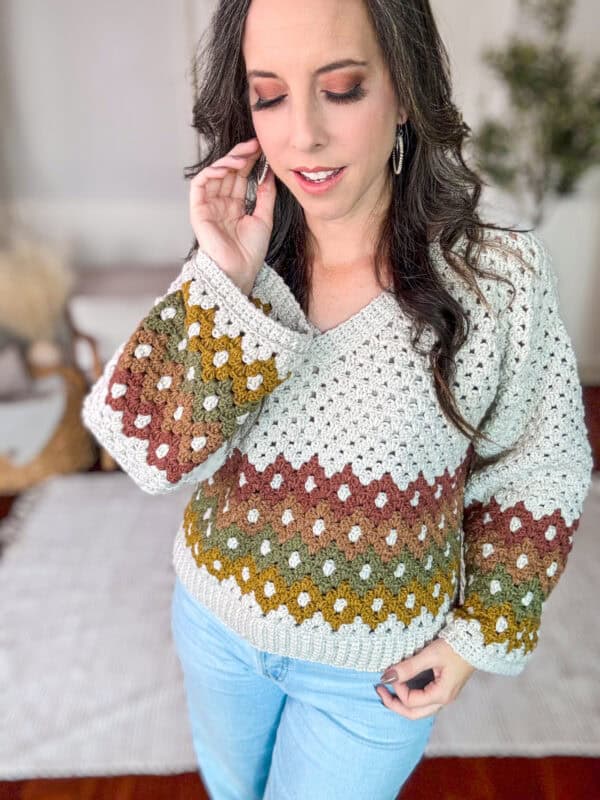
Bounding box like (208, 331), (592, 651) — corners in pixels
(189, 137), (276, 296)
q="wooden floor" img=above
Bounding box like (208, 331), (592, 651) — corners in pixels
(1, 758), (599, 800)
(1, 386), (599, 799)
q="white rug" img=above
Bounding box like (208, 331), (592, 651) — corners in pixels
(1, 471), (598, 778)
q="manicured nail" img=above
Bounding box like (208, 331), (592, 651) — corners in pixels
(380, 670), (398, 683)
(257, 164), (269, 186)
(373, 684), (385, 704)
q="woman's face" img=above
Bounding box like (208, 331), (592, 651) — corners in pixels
(242, 0), (407, 228)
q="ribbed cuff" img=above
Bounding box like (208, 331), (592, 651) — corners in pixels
(191, 249), (313, 360)
(436, 616), (532, 676)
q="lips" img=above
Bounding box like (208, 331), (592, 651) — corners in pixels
(292, 166), (346, 193)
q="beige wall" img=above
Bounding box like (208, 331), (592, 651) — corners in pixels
(432, 0), (600, 381)
(1, 0), (598, 378)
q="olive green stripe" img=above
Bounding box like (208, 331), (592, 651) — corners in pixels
(189, 492), (462, 598)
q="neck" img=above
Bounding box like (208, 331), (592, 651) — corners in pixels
(304, 171), (393, 275)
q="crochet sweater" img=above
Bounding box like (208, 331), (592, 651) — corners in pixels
(81, 229), (593, 675)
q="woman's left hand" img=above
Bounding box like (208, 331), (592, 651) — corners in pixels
(375, 639), (476, 719)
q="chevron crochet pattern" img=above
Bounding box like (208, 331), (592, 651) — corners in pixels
(81, 229), (593, 675)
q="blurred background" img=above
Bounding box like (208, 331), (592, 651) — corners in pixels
(0, 1), (598, 798)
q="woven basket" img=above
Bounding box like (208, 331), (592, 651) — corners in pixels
(64, 306), (118, 474)
(0, 363), (98, 495)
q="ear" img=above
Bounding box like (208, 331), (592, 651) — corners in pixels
(397, 109), (408, 126)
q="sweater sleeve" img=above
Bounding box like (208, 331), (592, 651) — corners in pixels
(81, 249), (313, 495)
(436, 232), (594, 676)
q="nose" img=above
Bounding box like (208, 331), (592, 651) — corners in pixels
(288, 92), (328, 153)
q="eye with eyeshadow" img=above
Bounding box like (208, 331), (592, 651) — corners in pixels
(251, 83), (367, 111)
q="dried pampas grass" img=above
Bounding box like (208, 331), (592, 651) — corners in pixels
(0, 238), (75, 342)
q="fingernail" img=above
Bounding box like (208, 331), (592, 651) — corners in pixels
(373, 684), (385, 704)
(258, 165), (269, 186)
(380, 670), (398, 683)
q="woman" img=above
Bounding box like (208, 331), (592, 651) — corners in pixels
(82, 0), (593, 798)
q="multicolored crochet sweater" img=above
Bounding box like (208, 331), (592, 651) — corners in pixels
(81, 229), (593, 675)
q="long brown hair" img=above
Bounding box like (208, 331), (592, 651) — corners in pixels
(182, 0), (534, 467)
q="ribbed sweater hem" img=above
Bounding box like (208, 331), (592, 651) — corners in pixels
(171, 522), (457, 673)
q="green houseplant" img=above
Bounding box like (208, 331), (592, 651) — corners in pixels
(472, 0), (600, 226)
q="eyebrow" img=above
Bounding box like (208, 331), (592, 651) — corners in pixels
(246, 59), (368, 80)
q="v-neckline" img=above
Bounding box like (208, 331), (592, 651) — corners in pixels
(304, 288), (398, 347)
(254, 262), (400, 350)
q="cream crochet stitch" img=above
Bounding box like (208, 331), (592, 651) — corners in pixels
(82, 229), (593, 675)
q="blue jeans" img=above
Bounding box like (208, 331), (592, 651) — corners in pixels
(171, 575), (437, 800)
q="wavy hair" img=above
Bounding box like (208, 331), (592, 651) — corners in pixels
(182, 0), (534, 468)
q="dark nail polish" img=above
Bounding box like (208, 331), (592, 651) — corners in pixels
(373, 683), (384, 704)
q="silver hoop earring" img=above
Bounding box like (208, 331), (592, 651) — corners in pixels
(392, 124), (405, 175)
(257, 155), (269, 185)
